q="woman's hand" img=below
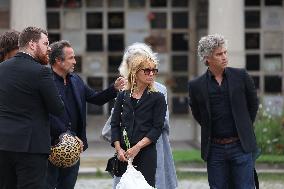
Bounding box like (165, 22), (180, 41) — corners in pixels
(117, 148), (127, 162)
(125, 145), (141, 159)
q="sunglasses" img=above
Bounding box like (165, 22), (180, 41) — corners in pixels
(141, 68), (158, 75)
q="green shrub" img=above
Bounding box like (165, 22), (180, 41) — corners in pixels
(254, 105), (284, 155)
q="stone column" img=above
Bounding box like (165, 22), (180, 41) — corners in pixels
(208, 0), (245, 68)
(10, 0), (46, 31)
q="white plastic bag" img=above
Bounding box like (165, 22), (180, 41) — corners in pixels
(116, 159), (155, 189)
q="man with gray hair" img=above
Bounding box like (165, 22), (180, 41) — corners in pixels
(188, 34), (258, 188)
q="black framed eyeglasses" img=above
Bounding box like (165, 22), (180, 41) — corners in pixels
(141, 68), (158, 75)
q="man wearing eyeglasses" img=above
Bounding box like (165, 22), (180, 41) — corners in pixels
(0, 26), (64, 189)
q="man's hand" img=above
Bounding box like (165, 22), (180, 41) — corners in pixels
(75, 136), (84, 153)
(114, 77), (127, 91)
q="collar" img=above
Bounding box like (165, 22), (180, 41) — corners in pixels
(19, 51), (34, 58)
(207, 68), (227, 80)
(53, 71), (72, 83)
(15, 52), (37, 62)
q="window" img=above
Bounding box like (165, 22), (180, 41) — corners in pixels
(64, 0), (82, 8)
(172, 55), (188, 72)
(108, 0), (124, 7)
(263, 54), (282, 72)
(86, 34), (103, 51)
(246, 54), (260, 71)
(245, 0), (260, 6)
(46, 0), (63, 8)
(129, 0), (145, 8)
(245, 10), (260, 29)
(265, 0), (283, 6)
(87, 77), (103, 114)
(196, 0), (208, 29)
(245, 33), (260, 49)
(263, 32), (283, 50)
(47, 12), (60, 29)
(172, 0), (188, 7)
(74, 56), (82, 73)
(49, 33), (61, 44)
(87, 12), (103, 29)
(64, 11), (82, 29)
(172, 12), (188, 28)
(264, 76), (282, 93)
(150, 12), (167, 29)
(150, 0), (167, 7)
(172, 33), (188, 51)
(108, 34), (124, 51)
(108, 55), (123, 73)
(108, 12), (124, 29)
(86, 0), (103, 7)
(252, 76), (260, 89)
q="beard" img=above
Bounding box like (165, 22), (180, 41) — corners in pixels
(34, 45), (49, 65)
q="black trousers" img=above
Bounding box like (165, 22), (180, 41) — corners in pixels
(0, 150), (48, 189)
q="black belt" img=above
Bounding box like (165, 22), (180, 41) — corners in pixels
(212, 137), (239, 144)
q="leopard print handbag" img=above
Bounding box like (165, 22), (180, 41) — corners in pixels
(48, 132), (81, 168)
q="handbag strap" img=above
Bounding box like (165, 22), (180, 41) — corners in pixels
(120, 91), (130, 150)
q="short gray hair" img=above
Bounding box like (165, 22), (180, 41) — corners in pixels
(197, 34), (227, 66)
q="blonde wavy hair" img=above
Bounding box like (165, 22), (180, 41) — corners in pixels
(119, 42), (159, 95)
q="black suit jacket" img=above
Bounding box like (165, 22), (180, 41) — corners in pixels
(49, 73), (118, 151)
(111, 90), (166, 148)
(0, 52), (64, 154)
(188, 67), (258, 161)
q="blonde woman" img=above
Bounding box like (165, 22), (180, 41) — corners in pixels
(111, 43), (167, 187)
(103, 43), (178, 189)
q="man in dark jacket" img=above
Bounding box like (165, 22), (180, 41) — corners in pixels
(0, 26), (64, 189)
(188, 34), (259, 189)
(46, 40), (125, 189)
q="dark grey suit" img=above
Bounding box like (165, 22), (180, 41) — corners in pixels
(0, 52), (64, 189)
(188, 67), (258, 161)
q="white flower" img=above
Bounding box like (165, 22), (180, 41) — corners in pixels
(123, 130), (127, 137)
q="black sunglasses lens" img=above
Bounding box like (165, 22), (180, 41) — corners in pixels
(143, 68), (158, 75)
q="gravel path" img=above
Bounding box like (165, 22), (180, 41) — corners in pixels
(75, 178), (284, 189)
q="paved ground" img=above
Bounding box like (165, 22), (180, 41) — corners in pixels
(75, 178), (284, 189)
(76, 140), (284, 189)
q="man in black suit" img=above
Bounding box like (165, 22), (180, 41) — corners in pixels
(188, 34), (258, 189)
(45, 40), (125, 189)
(0, 26), (64, 189)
